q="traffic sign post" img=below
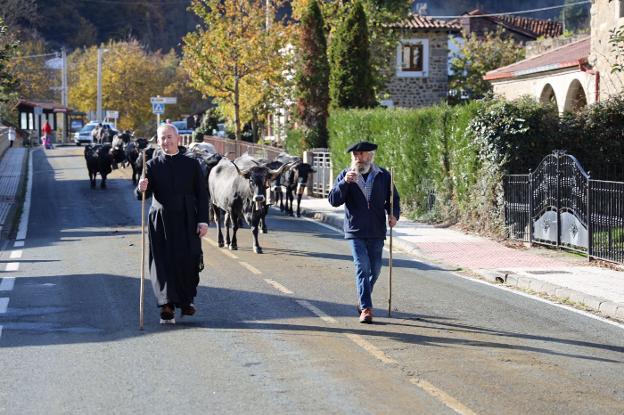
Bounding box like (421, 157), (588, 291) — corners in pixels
(150, 96), (176, 129)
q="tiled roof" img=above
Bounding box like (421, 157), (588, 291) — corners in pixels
(465, 9), (563, 39)
(484, 37), (590, 81)
(391, 14), (461, 32)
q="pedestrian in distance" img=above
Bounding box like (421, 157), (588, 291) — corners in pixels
(8, 126), (15, 148)
(328, 141), (400, 324)
(136, 123), (209, 324)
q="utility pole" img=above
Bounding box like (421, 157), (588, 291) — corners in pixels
(61, 48), (68, 107)
(97, 48), (103, 122)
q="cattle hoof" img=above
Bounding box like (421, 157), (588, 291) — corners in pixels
(229, 244), (238, 251)
(218, 242), (224, 248)
(100, 183), (106, 189)
(254, 247), (263, 254)
(262, 229), (268, 234)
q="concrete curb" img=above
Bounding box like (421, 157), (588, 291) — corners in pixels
(300, 206), (624, 323)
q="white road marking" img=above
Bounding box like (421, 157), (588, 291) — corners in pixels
(264, 279), (294, 294)
(301, 215), (342, 234)
(0, 277), (15, 291)
(451, 272), (624, 331)
(16, 150), (34, 241)
(239, 261), (262, 275)
(13, 241), (24, 248)
(5, 263), (19, 272)
(203, 236), (238, 258)
(344, 333), (398, 364)
(0, 297), (9, 313)
(9, 250), (22, 259)
(296, 300), (337, 323)
(410, 378), (479, 415)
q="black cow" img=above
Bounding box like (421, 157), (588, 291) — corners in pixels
(209, 155), (290, 253)
(284, 162), (316, 217)
(125, 138), (148, 184)
(84, 144), (113, 189)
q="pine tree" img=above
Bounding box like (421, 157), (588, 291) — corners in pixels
(295, 0), (330, 149)
(329, 1), (376, 109)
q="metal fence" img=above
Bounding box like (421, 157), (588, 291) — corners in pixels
(504, 150), (624, 264)
(201, 135), (282, 160)
(307, 148), (332, 197)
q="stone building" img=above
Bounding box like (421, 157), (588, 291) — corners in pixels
(484, 0), (624, 113)
(383, 15), (460, 108)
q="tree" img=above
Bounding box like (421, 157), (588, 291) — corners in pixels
(329, 1), (375, 109)
(293, 0), (411, 99)
(7, 38), (58, 102)
(295, 0), (330, 149)
(450, 30), (525, 101)
(68, 40), (194, 136)
(0, 18), (19, 124)
(560, 0), (590, 33)
(182, 0), (290, 140)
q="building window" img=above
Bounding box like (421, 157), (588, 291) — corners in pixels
(396, 39), (429, 78)
(620, 1), (624, 18)
(20, 112), (28, 130)
(402, 44), (423, 71)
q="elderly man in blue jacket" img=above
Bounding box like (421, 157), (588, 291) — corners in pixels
(328, 141), (400, 323)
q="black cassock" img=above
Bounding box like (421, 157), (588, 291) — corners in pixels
(138, 152), (208, 306)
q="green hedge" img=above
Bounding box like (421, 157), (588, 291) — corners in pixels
(328, 102), (483, 221)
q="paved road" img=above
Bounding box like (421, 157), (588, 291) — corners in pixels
(1, 147), (623, 414)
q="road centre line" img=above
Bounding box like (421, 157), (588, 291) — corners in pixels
(296, 300), (337, 324)
(239, 261), (262, 275)
(409, 379), (479, 415)
(264, 279), (294, 294)
(9, 250), (22, 259)
(13, 241), (24, 248)
(0, 277), (15, 291)
(5, 263), (19, 272)
(344, 333), (397, 364)
(0, 297), (9, 313)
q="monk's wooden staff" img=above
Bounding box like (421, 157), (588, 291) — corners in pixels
(139, 150), (147, 330)
(388, 167), (394, 318)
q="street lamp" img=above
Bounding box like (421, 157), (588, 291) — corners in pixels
(96, 48), (109, 122)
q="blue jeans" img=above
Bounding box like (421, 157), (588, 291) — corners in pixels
(349, 238), (384, 310)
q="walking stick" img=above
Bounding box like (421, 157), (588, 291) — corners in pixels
(388, 168), (394, 318)
(139, 150), (147, 330)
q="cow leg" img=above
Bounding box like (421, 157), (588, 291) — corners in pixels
(287, 190), (294, 216)
(214, 206), (224, 248)
(296, 193), (303, 217)
(251, 216), (262, 254)
(276, 188), (284, 211)
(89, 171), (96, 189)
(260, 205), (268, 234)
(229, 213), (238, 251)
(100, 174), (107, 189)
(225, 213), (232, 248)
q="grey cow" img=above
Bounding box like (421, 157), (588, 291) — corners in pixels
(208, 154), (290, 253)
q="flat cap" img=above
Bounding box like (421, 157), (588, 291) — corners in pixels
(345, 141), (378, 153)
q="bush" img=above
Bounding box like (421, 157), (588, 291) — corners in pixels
(328, 102), (483, 222)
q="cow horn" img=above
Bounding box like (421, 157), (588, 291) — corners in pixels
(268, 161), (294, 177)
(231, 161), (250, 177)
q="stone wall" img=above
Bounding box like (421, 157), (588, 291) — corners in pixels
(526, 34), (589, 58)
(385, 31), (449, 108)
(589, 0), (624, 100)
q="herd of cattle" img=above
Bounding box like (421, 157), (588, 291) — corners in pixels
(83, 135), (316, 254)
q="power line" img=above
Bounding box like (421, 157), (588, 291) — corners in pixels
(429, 1), (591, 19)
(11, 52), (59, 60)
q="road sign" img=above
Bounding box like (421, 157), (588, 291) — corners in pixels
(150, 96), (177, 105)
(152, 103), (165, 114)
(34, 106), (43, 116)
(106, 110), (119, 119)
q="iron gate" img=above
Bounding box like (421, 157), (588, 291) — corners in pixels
(505, 150), (624, 263)
(309, 148), (332, 197)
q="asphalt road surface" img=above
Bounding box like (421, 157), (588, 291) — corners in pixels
(1, 147), (623, 414)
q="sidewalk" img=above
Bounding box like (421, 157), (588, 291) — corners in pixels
(297, 195), (624, 323)
(0, 147), (28, 238)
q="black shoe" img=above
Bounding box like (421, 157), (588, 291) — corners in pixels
(180, 304), (196, 317)
(160, 303), (175, 320)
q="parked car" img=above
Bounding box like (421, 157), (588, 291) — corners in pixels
(172, 120), (193, 136)
(74, 122), (117, 145)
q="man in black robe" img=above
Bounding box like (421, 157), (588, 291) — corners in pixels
(137, 124), (209, 323)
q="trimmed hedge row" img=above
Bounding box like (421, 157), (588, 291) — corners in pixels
(327, 94), (624, 236)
